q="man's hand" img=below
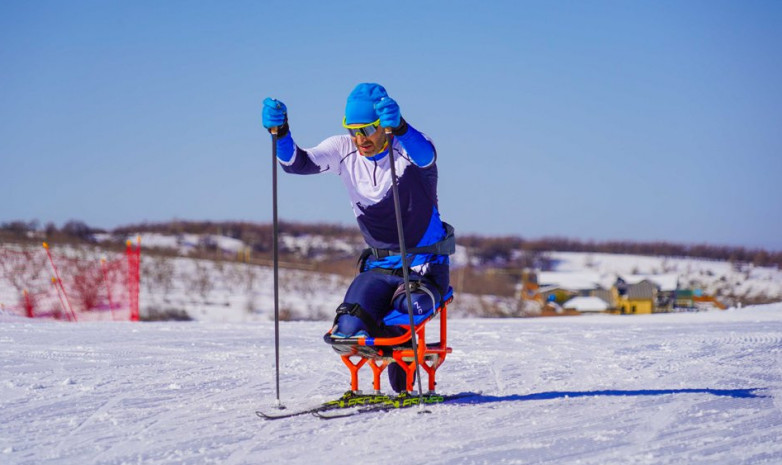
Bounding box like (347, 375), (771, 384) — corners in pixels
(262, 97), (287, 130)
(375, 97), (401, 129)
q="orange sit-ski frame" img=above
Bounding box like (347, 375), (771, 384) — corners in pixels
(327, 293), (453, 394)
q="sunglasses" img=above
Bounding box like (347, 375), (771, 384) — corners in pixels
(342, 118), (381, 138)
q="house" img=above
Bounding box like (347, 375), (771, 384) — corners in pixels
(537, 285), (578, 306)
(591, 288), (615, 308)
(675, 289), (695, 310)
(620, 273), (678, 312)
(535, 271), (609, 306)
(613, 278), (657, 314)
(530, 271), (699, 316)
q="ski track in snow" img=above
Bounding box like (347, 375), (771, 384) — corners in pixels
(1, 306), (782, 465)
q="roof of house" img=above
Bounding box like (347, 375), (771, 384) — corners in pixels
(626, 280), (657, 300)
(619, 274), (678, 292)
(562, 296), (609, 312)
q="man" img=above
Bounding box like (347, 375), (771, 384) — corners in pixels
(262, 83), (453, 391)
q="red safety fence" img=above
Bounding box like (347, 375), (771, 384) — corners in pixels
(0, 240), (140, 321)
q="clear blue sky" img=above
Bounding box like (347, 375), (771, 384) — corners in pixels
(1, 1), (781, 250)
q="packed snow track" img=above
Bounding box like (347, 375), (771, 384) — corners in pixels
(2, 305), (781, 464)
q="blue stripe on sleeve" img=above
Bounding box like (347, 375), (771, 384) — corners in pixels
(275, 133), (295, 162)
(396, 124), (435, 167)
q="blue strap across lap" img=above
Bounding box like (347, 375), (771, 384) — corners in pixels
(382, 287), (453, 327)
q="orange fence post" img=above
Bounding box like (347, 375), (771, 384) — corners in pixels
(43, 243), (78, 322)
(23, 290), (34, 318)
(126, 237), (141, 321)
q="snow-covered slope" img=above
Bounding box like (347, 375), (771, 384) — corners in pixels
(3, 240), (780, 322)
(135, 250), (780, 322)
(2, 304), (781, 464)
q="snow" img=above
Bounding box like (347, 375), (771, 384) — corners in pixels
(538, 271), (605, 291)
(129, 233), (246, 256)
(132, 233), (179, 250)
(280, 234), (361, 260)
(620, 273), (679, 292)
(2, 239), (782, 462)
(202, 235), (246, 254)
(563, 296), (609, 312)
(2, 305), (782, 464)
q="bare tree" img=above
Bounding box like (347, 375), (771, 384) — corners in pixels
(191, 259), (214, 303)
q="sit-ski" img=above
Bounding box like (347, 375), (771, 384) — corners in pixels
(323, 287), (454, 394)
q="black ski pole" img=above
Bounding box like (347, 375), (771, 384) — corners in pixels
(271, 125), (283, 409)
(385, 128), (428, 410)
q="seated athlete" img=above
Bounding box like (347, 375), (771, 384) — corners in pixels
(262, 83), (453, 391)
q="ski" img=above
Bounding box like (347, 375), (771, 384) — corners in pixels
(314, 391), (480, 419)
(255, 392), (393, 420)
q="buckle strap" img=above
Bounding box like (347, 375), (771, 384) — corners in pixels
(391, 281), (422, 303)
(334, 302), (385, 335)
(367, 222), (456, 259)
(369, 267), (406, 277)
(391, 280), (441, 314)
(370, 247), (394, 258)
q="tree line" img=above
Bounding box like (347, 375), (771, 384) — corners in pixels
(2, 219), (780, 269)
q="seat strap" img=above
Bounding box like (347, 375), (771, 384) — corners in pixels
(368, 222), (456, 259)
(333, 302), (385, 335)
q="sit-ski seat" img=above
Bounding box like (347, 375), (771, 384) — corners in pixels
(324, 287), (454, 393)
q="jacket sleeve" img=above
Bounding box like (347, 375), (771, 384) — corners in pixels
(395, 123), (436, 168)
(277, 134), (344, 175)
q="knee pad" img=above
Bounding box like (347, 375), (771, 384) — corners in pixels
(392, 282), (439, 316)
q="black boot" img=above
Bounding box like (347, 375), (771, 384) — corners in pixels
(387, 362), (415, 393)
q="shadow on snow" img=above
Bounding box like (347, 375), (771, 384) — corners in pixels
(449, 388), (767, 405)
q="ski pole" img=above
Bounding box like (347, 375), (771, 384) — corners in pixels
(271, 125), (283, 409)
(385, 128), (428, 409)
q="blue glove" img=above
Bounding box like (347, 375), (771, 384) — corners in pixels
(374, 97), (401, 128)
(262, 97), (287, 130)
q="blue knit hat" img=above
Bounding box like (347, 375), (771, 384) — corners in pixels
(344, 83), (388, 125)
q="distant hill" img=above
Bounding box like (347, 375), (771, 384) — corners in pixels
(104, 220), (782, 269)
(2, 220), (781, 320)
(3, 219), (781, 271)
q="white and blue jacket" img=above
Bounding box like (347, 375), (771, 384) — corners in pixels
(275, 124), (450, 287)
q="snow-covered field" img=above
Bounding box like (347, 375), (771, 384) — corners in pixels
(2, 304), (781, 465)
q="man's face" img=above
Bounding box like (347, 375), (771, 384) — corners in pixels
(353, 127), (387, 157)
